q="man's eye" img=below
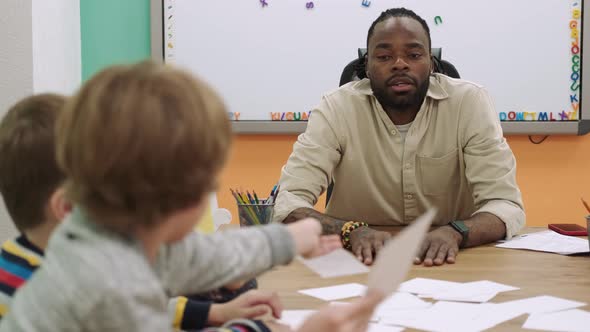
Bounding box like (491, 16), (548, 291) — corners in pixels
(377, 55), (392, 60)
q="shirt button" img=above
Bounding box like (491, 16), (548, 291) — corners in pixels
(404, 163), (412, 170)
(404, 193), (414, 200)
(391, 130), (397, 135)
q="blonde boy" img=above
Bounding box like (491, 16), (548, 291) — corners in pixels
(0, 62), (342, 331)
(0, 93), (284, 331)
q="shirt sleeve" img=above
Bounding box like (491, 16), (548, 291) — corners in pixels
(168, 296), (211, 331)
(156, 224), (295, 297)
(459, 87), (526, 239)
(273, 96), (343, 223)
(200, 319), (270, 332)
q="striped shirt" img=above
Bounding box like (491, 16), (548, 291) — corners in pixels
(0, 236), (257, 331)
(0, 235), (43, 319)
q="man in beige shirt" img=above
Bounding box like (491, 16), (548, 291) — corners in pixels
(273, 8), (525, 266)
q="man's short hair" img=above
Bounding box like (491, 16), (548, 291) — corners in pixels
(56, 61), (231, 230)
(0, 94), (66, 231)
(366, 8), (432, 51)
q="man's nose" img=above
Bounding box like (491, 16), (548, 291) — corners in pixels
(391, 57), (409, 71)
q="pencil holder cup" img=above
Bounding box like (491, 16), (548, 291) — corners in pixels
(237, 203), (274, 227)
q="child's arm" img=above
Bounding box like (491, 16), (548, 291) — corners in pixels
(168, 297), (210, 331)
(169, 290), (281, 331)
(156, 219), (340, 296)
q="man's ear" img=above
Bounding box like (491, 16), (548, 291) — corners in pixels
(48, 187), (72, 222)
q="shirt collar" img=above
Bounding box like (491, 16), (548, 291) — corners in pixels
(17, 234), (44, 256)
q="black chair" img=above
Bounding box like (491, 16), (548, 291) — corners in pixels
(328, 48), (460, 206)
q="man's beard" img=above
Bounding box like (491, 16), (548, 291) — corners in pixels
(371, 77), (430, 111)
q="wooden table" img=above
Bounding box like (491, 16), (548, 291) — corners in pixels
(257, 227), (590, 331)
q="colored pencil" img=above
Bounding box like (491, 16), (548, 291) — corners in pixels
(230, 185), (278, 226)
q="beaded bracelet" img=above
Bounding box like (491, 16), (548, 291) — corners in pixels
(341, 221), (369, 249)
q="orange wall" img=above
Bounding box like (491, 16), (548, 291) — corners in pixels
(219, 134), (590, 227)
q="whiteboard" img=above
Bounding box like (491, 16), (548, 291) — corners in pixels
(160, 0), (585, 132)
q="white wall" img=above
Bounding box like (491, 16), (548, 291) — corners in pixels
(0, 0), (34, 114)
(0, 0), (81, 241)
(0, 0), (35, 240)
(32, 0), (81, 94)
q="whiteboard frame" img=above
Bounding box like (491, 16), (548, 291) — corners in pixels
(151, 0), (590, 135)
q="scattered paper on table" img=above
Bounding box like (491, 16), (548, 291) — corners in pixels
(298, 283), (367, 301)
(381, 301), (524, 332)
(279, 309), (405, 331)
(431, 280), (519, 303)
(523, 309), (590, 332)
(381, 301), (490, 332)
(378, 307), (428, 327)
(368, 209), (435, 295)
(368, 322), (404, 332)
(373, 292), (432, 320)
(495, 295), (586, 315)
(469, 303), (527, 331)
(277, 310), (316, 330)
(496, 230), (589, 255)
(298, 248), (369, 278)
(433, 290), (498, 303)
(398, 277), (462, 297)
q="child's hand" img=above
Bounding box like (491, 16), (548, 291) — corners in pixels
(287, 218), (342, 258)
(208, 290), (283, 326)
(295, 290), (385, 332)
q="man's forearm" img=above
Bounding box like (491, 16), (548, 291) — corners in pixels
(462, 212), (507, 247)
(282, 207), (347, 235)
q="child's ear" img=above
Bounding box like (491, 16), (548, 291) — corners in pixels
(49, 187), (72, 222)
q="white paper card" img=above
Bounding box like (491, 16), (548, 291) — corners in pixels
(432, 291), (499, 303)
(496, 295), (586, 315)
(381, 301), (489, 332)
(277, 310), (316, 330)
(398, 278), (462, 297)
(523, 309), (590, 332)
(469, 303), (527, 331)
(368, 209), (435, 295)
(373, 292), (432, 322)
(381, 302), (523, 332)
(377, 292), (432, 311)
(431, 280), (519, 303)
(368, 323), (405, 332)
(299, 248), (369, 278)
(496, 230), (589, 255)
(298, 283), (367, 301)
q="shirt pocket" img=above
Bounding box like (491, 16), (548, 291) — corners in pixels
(417, 149), (460, 196)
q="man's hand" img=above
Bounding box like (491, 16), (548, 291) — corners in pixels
(208, 290), (283, 326)
(350, 227), (392, 265)
(414, 226), (462, 267)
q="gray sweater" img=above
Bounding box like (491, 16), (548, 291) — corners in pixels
(0, 208), (295, 332)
